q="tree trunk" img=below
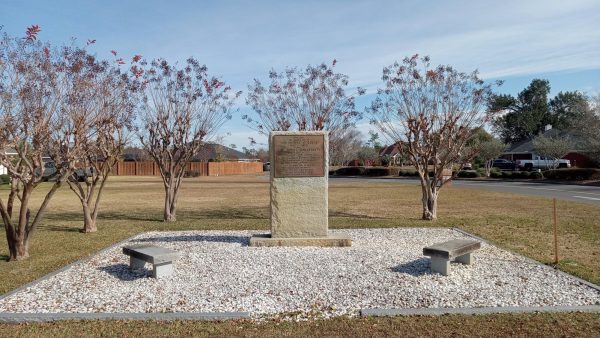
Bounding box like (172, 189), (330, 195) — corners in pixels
(7, 231), (29, 261)
(420, 182), (438, 221)
(81, 204), (97, 233)
(163, 186), (177, 222)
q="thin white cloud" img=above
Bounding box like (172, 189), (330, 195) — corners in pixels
(4, 0), (599, 148)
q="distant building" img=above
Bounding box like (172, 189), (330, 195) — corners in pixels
(501, 129), (597, 168)
(379, 142), (406, 166)
(123, 143), (260, 162)
(0, 148), (17, 175)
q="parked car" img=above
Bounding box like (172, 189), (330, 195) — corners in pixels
(491, 159), (517, 171)
(516, 156), (571, 171)
(40, 160), (58, 181)
(40, 160), (95, 182)
(73, 166), (95, 182)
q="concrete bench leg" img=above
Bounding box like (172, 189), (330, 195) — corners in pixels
(455, 253), (473, 265)
(130, 256), (146, 270)
(430, 257), (450, 276)
(153, 262), (173, 278)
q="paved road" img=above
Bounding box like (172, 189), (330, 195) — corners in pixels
(330, 177), (600, 205)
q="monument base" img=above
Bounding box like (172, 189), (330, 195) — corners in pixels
(249, 234), (352, 247)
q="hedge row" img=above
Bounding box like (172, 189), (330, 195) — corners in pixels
(543, 168), (600, 181)
(0, 174), (9, 185)
(331, 167), (599, 181)
(332, 167), (399, 177)
(490, 171), (543, 179)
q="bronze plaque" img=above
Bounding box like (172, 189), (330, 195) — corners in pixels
(273, 135), (325, 178)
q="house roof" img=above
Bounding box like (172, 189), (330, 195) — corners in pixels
(506, 139), (533, 153)
(379, 143), (401, 156)
(505, 129), (585, 154)
(194, 143), (257, 161)
(123, 143), (257, 161)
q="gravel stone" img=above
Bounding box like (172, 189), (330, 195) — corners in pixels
(0, 228), (598, 320)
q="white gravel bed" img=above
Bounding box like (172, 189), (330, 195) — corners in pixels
(0, 228), (598, 320)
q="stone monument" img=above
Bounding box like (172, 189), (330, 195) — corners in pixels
(249, 131), (351, 247)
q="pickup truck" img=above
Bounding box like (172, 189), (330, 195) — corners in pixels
(40, 161), (95, 182)
(516, 156), (571, 171)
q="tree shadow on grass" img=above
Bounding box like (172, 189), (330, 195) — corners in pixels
(44, 211), (160, 222)
(177, 208), (267, 220)
(45, 207), (267, 223)
(329, 211), (385, 219)
(131, 234), (250, 246)
(36, 225), (81, 233)
(391, 257), (431, 277)
(98, 263), (149, 281)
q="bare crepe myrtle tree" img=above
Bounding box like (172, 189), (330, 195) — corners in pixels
(368, 55), (497, 220)
(533, 134), (573, 169)
(243, 60), (365, 139)
(574, 94), (600, 163)
(0, 27), (82, 260)
(138, 58), (239, 222)
(329, 127), (363, 166)
(477, 138), (507, 176)
(63, 49), (139, 233)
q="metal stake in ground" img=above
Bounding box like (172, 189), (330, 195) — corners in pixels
(553, 198), (559, 265)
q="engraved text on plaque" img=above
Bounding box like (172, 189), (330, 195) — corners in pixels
(273, 135), (325, 178)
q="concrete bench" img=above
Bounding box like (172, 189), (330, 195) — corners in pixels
(122, 244), (178, 278)
(423, 239), (481, 276)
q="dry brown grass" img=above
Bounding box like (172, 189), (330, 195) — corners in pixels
(0, 174), (599, 337)
(0, 313), (599, 338)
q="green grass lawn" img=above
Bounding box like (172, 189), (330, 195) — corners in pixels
(0, 174), (599, 337)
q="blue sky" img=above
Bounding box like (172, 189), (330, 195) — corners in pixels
(2, 0), (599, 148)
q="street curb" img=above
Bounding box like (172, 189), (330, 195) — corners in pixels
(360, 305), (600, 317)
(0, 312), (250, 323)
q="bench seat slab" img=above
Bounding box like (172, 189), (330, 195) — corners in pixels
(123, 245), (178, 265)
(423, 239), (481, 260)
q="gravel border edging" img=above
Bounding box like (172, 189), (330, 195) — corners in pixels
(3, 228), (599, 322)
(0, 233), (143, 302)
(453, 227), (600, 293)
(359, 227), (600, 317)
(0, 312), (250, 323)
(360, 305), (600, 317)
(0, 231), (251, 323)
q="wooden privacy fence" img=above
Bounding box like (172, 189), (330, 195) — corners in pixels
(111, 161), (263, 177)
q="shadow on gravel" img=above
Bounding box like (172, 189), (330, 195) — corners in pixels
(132, 234), (250, 246)
(391, 258), (430, 276)
(99, 264), (149, 281)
